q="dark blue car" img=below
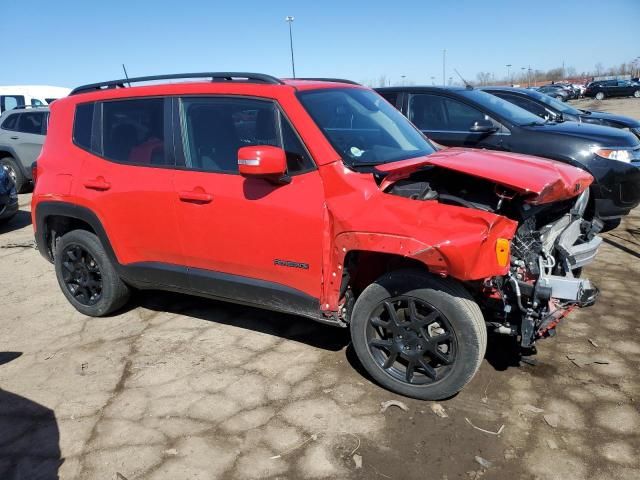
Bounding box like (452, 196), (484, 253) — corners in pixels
(0, 166), (18, 224)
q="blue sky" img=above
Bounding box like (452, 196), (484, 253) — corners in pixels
(3, 0), (639, 87)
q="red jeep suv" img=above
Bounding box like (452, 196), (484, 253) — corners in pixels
(32, 73), (602, 399)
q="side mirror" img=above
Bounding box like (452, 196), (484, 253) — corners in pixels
(238, 145), (289, 184)
(469, 119), (497, 133)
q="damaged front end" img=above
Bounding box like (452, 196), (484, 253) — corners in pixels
(488, 188), (601, 348)
(378, 150), (602, 349)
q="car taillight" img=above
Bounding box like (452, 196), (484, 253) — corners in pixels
(31, 162), (38, 186)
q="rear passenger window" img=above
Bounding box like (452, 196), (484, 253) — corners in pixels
(181, 97), (315, 175)
(73, 103), (95, 150)
(17, 112), (46, 135)
(1, 113), (19, 130)
(102, 98), (166, 165)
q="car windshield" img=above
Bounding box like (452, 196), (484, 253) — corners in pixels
(524, 90), (581, 115)
(297, 88), (436, 166)
(458, 89), (546, 126)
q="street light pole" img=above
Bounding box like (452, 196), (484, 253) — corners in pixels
(506, 64), (512, 85)
(285, 16), (296, 78)
(442, 49), (446, 86)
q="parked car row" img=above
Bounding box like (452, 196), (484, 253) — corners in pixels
(483, 86), (640, 138)
(377, 85), (640, 230)
(584, 79), (640, 100)
(27, 72), (627, 401)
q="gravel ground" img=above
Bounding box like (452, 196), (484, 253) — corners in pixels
(1, 100), (639, 479)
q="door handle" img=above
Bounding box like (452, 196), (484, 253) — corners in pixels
(83, 177), (111, 191)
(10, 136), (19, 140)
(178, 190), (212, 204)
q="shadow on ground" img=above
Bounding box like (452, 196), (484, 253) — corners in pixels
(0, 211), (32, 235)
(135, 290), (351, 352)
(0, 352), (62, 480)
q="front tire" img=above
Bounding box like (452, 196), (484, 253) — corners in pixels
(595, 92), (605, 100)
(55, 230), (130, 316)
(350, 270), (486, 400)
(634, 90), (640, 98)
(555, 95), (564, 102)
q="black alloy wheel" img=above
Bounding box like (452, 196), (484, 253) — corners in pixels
(366, 296), (457, 385)
(60, 244), (103, 306)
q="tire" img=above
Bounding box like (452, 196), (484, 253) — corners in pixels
(350, 269), (486, 400)
(600, 218), (621, 232)
(555, 95), (564, 102)
(634, 90), (640, 98)
(54, 230), (130, 316)
(595, 92), (605, 100)
(0, 157), (27, 193)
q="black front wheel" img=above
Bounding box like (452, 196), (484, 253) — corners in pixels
(350, 270), (486, 400)
(54, 230), (130, 316)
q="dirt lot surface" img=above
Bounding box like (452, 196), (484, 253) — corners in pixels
(1, 100), (639, 479)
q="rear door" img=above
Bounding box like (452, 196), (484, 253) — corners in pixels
(75, 98), (184, 269)
(172, 95), (325, 305)
(407, 93), (504, 149)
(12, 111), (47, 172)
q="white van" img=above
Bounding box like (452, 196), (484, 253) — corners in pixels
(0, 85), (71, 114)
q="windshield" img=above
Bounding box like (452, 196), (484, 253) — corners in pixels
(458, 89), (547, 126)
(297, 88), (436, 166)
(525, 90), (581, 115)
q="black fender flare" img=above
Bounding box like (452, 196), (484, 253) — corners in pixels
(34, 201), (118, 265)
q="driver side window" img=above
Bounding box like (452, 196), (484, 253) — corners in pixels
(409, 94), (488, 132)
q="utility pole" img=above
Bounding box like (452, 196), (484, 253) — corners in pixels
(285, 16), (296, 78)
(506, 64), (512, 85)
(442, 49), (446, 86)
(430, 76), (435, 85)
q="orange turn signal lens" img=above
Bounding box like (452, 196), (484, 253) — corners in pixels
(496, 238), (510, 267)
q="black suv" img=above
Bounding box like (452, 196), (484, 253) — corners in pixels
(482, 87), (640, 139)
(375, 86), (640, 228)
(585, 80), (640, 100)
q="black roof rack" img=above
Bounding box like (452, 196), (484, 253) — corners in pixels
(289, 77), (360, 85)
(70, 72), (284, 96)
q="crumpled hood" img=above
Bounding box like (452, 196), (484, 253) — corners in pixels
(375, 147), (593, 204)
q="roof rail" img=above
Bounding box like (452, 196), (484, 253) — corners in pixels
(290, 77), (360, 85)
(9, 105), (49, 110)
(70, 72), (284, 96)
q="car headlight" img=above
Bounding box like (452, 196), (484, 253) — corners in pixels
(593, 147), (640, 163)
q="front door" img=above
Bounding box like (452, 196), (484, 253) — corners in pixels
(172, 96), (325, 310)
(407, 93), (504, 149)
